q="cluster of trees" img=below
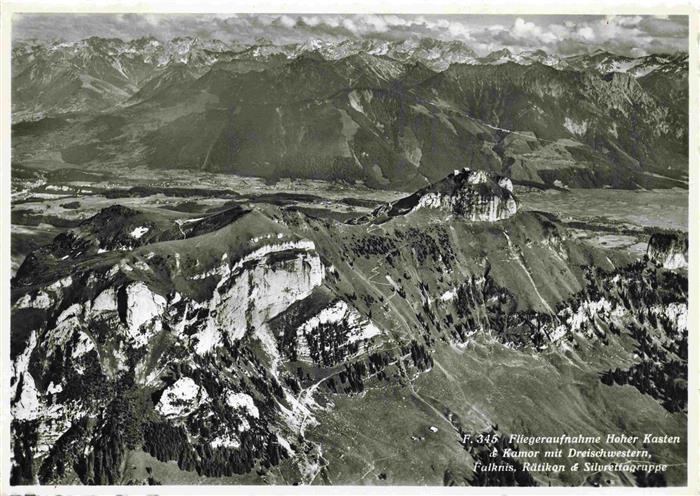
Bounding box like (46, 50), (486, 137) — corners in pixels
(579, 262), (686, 314)
(143, 422), (196, 470)
(342, 224), (457, 275)
(338, 361), (368, 393)
(367, 351), (393, 375)
(143, 362), (287, 479)
(429, 258), (689, 392)
(601, 359), (687, 413)
(76, 378), (149, 484)
(84, 425), (127, 484)
(303, 320), (361, 367)
(30, 326), (110, 407)
(35, 347), (289, 483)
(27, 337), (151, 485)
(321, 343), (398, 392)
(403, 340), (433, 371)
(590, 263), (688, 413)
(396, 226), (456, 269)
(144, 420), (286, 477)
(319, 350), (395, 394)
(351, 234), (398, 259)
(10, 420), (39, 485)
(39, 417), (91, 483)
(60, 350), (111, 404)
(454, 275), (487, 320)
(205, 432), (265, 476)
(448, 273), (551, 348)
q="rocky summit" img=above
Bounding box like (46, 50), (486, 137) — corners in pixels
(375, 168), (518, 222)
(647, 232), (688, 270)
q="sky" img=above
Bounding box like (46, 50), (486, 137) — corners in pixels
(13, 13), (689, 56)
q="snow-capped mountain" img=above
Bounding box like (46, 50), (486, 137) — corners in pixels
(11, 36), (688, 191)
(13, 36), (687, 120)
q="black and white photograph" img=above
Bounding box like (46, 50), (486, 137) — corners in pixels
(4, 6), (695, 491)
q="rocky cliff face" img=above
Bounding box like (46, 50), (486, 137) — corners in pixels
(647, 232), (688, 269)
(10, 215), (341, 483)
(375, 168), (518, 222)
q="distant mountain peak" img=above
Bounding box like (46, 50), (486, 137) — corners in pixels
(371, 168), (518, 222)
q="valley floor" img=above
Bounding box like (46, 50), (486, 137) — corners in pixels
(11, 166), (688, 276)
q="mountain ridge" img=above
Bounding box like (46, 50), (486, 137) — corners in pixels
(11, 36), (688, 191)
(12, 36), (688, 119)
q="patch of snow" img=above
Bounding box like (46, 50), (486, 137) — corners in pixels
(348, 90), (365, 114)
(134, 260), (152, 272)
(440, 288), (457, 302)
(299, 300), (348, 330)
(56, 303), (82, 324)
(71, 332), (96, 364)
(48, 276), (73, 292)
(563, 298), (613, 333)
(170, 291), (182, 305)
(193, 319), (222, 355)
(564, 117), (588, 136)
(250, 232), (286, 245)
(13, 372), (41, 421)
(16, 277), (73, 310)
(225, 391), (260, 418)
(663, 252), (688, 270)
(125, 282), (166, 346)
(46, 381), (63, 395)
(92, 288), (118, 312)
(129, 226), (150, 239)
(665, 303), (688, 332)
(296, 301), (381, 361)
(211, 434), (240, 449)
(276, 434), (293, 455)
(11, 331), (41, 421)
(550, 324), (568, 342)
(156, 377), (208, 418)
(129, 226), (151, 239)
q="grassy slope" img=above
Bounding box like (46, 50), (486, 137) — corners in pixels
(309, 334), (686, 486)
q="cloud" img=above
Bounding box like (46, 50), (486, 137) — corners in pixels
(638, 16), (688, 37)
(608, 15), (643, 28)
(12, 14), (688, 57)
(277, 15), (296, 29)
(577, 26), (595, 41)
(447, 22), (471, 39)
(511, 18), (557, 44)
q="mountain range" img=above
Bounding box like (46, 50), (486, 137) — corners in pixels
(12, 36), (689, 190)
